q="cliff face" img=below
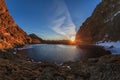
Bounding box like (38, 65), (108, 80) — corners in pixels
(0, 0), (31, 49)
(76, 0), (120, 44)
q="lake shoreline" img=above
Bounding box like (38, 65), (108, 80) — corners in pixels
(0, 46), (120, 80)
(16, 44), (111, 63)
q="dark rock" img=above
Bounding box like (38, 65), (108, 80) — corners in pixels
(77, 45), (111, 58)
(88, 58), (99, 63)
(0, 50), (120, 80)
(109, 45), (114, 48)
(29, 33), (42, 44)
(76, 0), (120, 44)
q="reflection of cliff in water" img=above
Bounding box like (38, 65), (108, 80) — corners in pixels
(76, 45), (111, 60)
(17, 44), (111, 63)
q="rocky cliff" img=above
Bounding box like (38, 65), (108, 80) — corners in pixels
(0, 0), (31, 49)
(76, 0), (120, 44)
(29, 33), (42, 44)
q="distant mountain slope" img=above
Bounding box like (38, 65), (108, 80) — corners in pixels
(29, 33), (42, 44)
(76, 0), (120, 44)
(0, 0), (31, 49)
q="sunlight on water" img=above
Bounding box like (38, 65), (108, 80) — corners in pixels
(17, 44), (82, 63)
(17, 44), (108, 63)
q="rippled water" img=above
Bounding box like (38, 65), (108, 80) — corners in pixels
(17, 44), (108, 63)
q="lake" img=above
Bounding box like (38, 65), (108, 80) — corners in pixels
(16, 44), (110, 63)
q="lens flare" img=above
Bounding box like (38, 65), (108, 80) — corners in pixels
(70, 36), (75, 42)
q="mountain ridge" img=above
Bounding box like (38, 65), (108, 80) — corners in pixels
(76, 0), (120, 44)
(29, 33), (42, 44)
(0, 0), (32, 49)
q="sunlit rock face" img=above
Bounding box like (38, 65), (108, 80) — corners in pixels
(29, 33), (42, 44)
(76, 0), (120, 44)
(0, 0), (31, 49)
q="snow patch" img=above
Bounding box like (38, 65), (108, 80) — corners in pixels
(114, 11), (120, 16)
(97, 41), (120, 48)
(104, 10), (120, 23)
(96, 41), (120, 54)
(66, 66), (71, 69)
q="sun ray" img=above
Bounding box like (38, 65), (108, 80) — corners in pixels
(70, 36), (75, 42)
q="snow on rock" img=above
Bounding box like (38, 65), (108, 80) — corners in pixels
(114, 11), (120, 16)
(96, 41), (120, 54)
(97, 41), (120, 48)
(104, 11), (120, 23)
(66, 66), (71, 70)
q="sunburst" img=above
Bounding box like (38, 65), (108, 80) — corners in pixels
(70, 36), (75, 42)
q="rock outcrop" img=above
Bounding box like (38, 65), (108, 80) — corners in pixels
(29, 33), (42, 44)
(0, 50), (120, 80)
(76, 0), (120, 44)
(0, 0), (31, 49)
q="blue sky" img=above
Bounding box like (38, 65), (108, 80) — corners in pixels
(6, 0), (101, 40)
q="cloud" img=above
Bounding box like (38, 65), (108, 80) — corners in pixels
(51, 0), (76, 39)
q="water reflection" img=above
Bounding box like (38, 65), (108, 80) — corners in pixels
(17, 44), (110, 63)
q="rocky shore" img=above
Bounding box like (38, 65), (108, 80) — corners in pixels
(0, 49), (120, 80)
(0, 0), (120, 79)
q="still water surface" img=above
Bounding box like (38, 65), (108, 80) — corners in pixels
(17, 44), (107, 63)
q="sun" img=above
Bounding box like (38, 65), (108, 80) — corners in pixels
(70, 36), (75, 42)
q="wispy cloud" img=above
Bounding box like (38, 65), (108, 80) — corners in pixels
(51, 0), (76, 39)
